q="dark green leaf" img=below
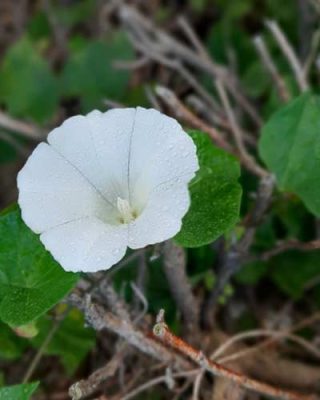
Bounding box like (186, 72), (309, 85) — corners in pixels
(259, 93), (320, 216)
(0, 206), (79, 327)
(175, 131), (242, 247)
(61, 32), (133, 111)
(271, 250), (320, 299)
(55, 0), (95, 27)
(0, 37), (59, 123)
(0, 140), (17, 164)
(236, 261), (268, 285)
(0, 321), (28, 360)
(0, 382), (39, 400)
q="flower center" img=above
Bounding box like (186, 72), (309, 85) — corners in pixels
(116, 197), (137, 224)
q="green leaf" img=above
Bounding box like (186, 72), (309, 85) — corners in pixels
(236, 261), (268, 285)
(55, 0), (95, 26)
(61, 32), (134, 111)
(270, 250), (320, 299)
(0, 37), (59, 123)
(0, 139), (17, 164)
(0, 382), (39, 400)
(0, 321), (28, 360)
(0, 206), (79, 327)
(259, 93), (320, 216)
(190, 0), (207, 12)
(13, 321), (39, 339)
(175, 131), (242, 247)
(31, 309), (95, 374)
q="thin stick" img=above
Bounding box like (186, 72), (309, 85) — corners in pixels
(257, 239), (320, 261)
(22, 318), (61, 383)
(163, 241), (198, 336)
(155, 85), (268, 177)
(217, 312), (320, 365)
(202, 175), (275, 327)
(192, 371), (204, 400)
(67, 293), (192, 371)
(215, 79), (267, 178)
(211, 329), (320, 361)
(119, 4), (262, 127)
(253, 35), (291, 102)
(265, 20), (309, 92)
(304, 28), (320, 76)
(0, 130), (28, 156)
(155, 84), (267, 179)
(122, 369), (199, 400)
(69, 345), (128, 400)
(177, 16), (210, 60)
(153, 310), (317, 400)
(155, 85), (232, 152)
(0, 110), (43, 140)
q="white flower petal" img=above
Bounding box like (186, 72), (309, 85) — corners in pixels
(127, 107), (198, 210)
(17, 143), (117, 233)
(17, 107), (199, 272)
(128, 183), (191, 249)
(47, 109), (137, 205)
(40, 218), (128, 272)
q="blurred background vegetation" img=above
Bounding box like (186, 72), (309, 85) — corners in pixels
(1, 1), (320, 399)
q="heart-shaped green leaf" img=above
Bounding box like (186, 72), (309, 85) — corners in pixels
(175, 131), (242, 247)
(0, 206), (79, 327)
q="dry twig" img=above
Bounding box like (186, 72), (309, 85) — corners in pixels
(153, 310), (318, 400)
(253, 35), (291, 102)
(202, 175), (275, 327)
(0, 110), (43, 140)
(163, 241), (199, 336)
(215, 79), (267, 177)
(67, 293), (192, 370)
(118, 4), (262, 127)
(255, 239), (320, 262)
(155, 85), (231, 152)
(266, 20), (309, 92)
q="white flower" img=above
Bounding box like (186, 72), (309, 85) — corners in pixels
(17, 107), (199, 272)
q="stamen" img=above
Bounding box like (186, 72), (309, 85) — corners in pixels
(117, 197), (135, 224)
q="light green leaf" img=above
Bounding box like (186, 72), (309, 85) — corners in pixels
(175, 131), (242, 247)
(0, 206), (79, 327)
(259, 93), (320, 216)
(0, 382), (39, 400)
(0, 37), (59, 123)
(61, 32), (133, 111)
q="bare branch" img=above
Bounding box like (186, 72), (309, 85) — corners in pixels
(153, 310), (318, 400)
(122, 369), (199, 400)
(118, 4), (262, 127)
(216, 312), (320, 366)
(69, 345), (127, 400)
(253, 35), (291, 102)
(265, 20), (309, 92)
(163, 241), (199, 336)
(67, 293), (192, 371)
(155, 85), (232, 151)
(215, 79), (267, 178)
(211, 329), (320, 361)
(202, 175), (275, 327)
(0, 110), (43, 140)
(254, 239), (320, 262)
